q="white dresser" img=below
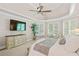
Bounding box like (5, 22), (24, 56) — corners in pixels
(6, 34), (26, 49)
(0, 37), (6, 50)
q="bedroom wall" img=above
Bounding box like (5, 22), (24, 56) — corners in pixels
(0, 11), (34, 49)
(0, 12), (26, 37)
(0, 10), (47, 49)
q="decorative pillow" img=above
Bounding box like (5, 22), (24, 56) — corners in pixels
(59, 38), (66, 45)
(75, 48), (79, 56)
(48, 34), (59, 39)
(58, 33), (66, 45)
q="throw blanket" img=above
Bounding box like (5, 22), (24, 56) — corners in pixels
(34, 38), (58, 55)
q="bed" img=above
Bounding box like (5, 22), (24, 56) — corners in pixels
(29, 35), (79, 56)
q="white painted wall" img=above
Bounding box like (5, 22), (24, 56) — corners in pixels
(0, 11), (28, 36)
(0, 10), (47, 49)
(0, 11), (34, 49)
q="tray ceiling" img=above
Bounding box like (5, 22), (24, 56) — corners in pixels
(0, 3), (77, 20)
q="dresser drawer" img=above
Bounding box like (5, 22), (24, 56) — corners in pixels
(6, 37), (15, 49)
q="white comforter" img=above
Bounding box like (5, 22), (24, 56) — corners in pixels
(29, 35), (79, 56)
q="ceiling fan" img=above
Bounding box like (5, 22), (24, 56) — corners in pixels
(29, 3), (52, 14)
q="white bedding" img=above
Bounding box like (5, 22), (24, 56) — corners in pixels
(29, 35), (79, 56)
(33, 38), (58, 55)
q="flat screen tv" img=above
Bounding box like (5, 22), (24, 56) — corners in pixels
(10, 19), (26, 31)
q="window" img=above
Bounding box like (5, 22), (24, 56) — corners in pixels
(63, 19), (79, 36)
(34, 23), (45, 36)
(48, 22), (58, 36)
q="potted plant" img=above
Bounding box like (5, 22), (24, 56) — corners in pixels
(31, 23), (37, 40)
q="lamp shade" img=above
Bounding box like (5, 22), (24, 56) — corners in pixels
(72, 28), (79, 35)
(73, 28), (79, 32)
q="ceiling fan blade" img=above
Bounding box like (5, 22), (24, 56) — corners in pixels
(41, 10), (52, 12)
(29, 10), (38, 12)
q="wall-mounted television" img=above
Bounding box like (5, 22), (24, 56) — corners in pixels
(10, 19), (26, 31)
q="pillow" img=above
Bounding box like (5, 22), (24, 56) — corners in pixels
(49, 34), (59, 39)
(59, 37), (66, 45)
(58, 33), (66, 45)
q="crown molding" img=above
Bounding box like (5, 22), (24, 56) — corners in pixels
(0, 4), (77, 22)
(0, 7), (37, 20)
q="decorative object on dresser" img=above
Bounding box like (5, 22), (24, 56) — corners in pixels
(5, 34), (26, 49)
